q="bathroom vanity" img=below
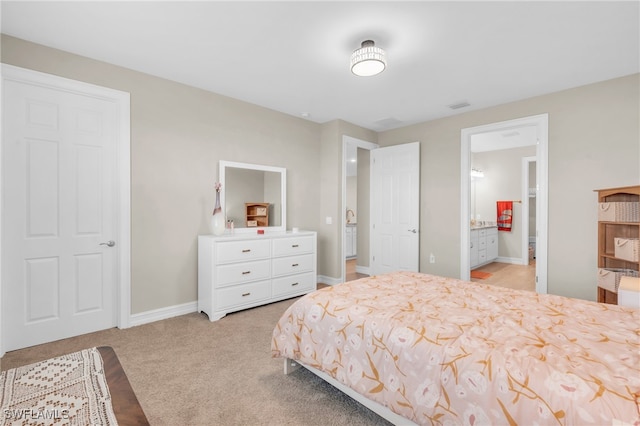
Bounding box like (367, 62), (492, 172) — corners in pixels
(470, 225), (498, 269)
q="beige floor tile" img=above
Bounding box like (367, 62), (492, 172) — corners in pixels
(471, 261), (536, 291)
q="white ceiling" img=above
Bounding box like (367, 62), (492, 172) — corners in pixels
(2, 1), (638, 132)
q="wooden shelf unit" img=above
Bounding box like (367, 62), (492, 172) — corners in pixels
(595, 185), (640, 304)
(245, 202), (269, 227)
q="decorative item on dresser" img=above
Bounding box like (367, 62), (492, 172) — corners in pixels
(210, 181), (226, 236)
(198, 231), (317, 321)
(595, 185), (640, 304)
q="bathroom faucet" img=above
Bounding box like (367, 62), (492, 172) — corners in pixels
(346, 209), (355, 223)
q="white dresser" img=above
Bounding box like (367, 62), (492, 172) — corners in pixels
(470, 226), (498, 269)
(198, 231), (317, 321)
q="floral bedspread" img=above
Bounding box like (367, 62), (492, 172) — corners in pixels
(271, 272), (640, 425)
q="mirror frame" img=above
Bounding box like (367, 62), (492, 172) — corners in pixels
(219, 160), (287, 233)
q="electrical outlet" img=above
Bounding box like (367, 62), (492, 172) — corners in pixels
(430, 253), (435, 263)
(325, 216), (333, 225)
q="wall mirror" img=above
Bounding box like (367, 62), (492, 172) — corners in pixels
(219, 160), (286, 233)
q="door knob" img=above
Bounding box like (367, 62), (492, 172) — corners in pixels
(100, 240), (116, 247)
(408, 229), (417, 234)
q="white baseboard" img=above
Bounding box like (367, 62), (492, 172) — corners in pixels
(317, 275), (343, 286)
(496, 256), (528, 266)
(355, 265), (371, 275)
(129, 301), (198, 327)
(317, 267), (371, 287)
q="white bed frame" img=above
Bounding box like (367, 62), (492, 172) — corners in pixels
(284, 358), (418, 426)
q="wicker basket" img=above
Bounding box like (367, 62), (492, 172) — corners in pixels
(598, 268), (639, 293)
(598, 202), (640, 222)
(615, 238), (640, 262)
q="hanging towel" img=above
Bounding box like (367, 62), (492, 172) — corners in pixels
(497, 201), (513, 231)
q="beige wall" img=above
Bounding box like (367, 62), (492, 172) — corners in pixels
(378, 74), (640, 300)
(1, 35), (324, 314)
(2, 35), (638, 307)
(317, 121), (376, 280)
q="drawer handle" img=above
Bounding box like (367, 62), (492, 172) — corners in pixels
(242, 271), (251, 275)
(292, 244), (299, 248)
(292, 263), (299, 267)
(242, 249), (251, 253)
(291, 282), (299, 286)
(242, 292), (251, 297)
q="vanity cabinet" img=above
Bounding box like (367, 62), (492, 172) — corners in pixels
(345, 225), (357, 258)
(470, 226), (498, 269)
(198, 231), (317, 321)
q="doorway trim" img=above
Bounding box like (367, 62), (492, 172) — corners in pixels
(522, 156), (536, 266)
(0, 64), (131, 356)
(341, 135), (378, 284)
(460, 114), (548, 294)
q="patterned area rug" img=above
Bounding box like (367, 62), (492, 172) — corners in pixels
(0, 347), (117, 425)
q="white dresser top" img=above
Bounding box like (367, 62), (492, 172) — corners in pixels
(199, 230), (315, 242)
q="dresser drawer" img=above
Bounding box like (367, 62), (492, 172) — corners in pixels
(272, 236), (314, 257)
(272, 254), (314, 277)
(216, 259), (271, 287)
(215, 280), (271, 310)
(216, 239), (271, 264)
(272, 272), (316, 297)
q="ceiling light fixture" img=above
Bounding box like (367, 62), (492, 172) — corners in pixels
(350, 40), (386, 77)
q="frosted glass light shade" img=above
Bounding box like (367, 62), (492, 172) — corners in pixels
(350, 40), (386, 77)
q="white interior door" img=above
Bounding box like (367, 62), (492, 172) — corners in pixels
(370, 142), (420, 275)
(2, 70), (120, 351)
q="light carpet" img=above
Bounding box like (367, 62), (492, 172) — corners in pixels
(1, 297), (393, 426)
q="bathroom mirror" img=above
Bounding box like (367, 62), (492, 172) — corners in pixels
(219, 160), (286, 233)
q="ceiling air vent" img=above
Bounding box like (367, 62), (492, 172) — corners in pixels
(374, 117), (403, 128)
(448, 101), (470, 110)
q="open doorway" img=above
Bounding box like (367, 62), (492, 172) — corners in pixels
(341, 136), (378, 283)
(460, 114), (548, 294)
(468, 142), (536, 291)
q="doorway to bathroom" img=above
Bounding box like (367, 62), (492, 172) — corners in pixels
(460, 114), (548, 294)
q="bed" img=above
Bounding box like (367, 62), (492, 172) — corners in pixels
(271, 271), (640, 425)
(1, 346), (148, 425)
(97, 346), (149, 425)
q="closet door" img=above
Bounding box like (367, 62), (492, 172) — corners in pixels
(370, 142), (420, 275)
(2, 65), (129, 352)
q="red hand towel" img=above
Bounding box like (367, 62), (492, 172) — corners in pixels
(497, 201), (513, 231)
